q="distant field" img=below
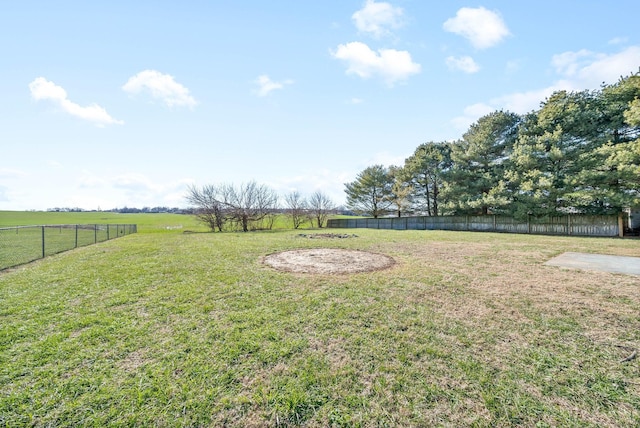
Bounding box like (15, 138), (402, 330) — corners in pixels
(0, 211), (206, 234)
(0, 211), (321, 234)
(1, 228), (639, 426)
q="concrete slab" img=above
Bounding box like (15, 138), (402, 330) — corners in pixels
(545, 252), (640, 276)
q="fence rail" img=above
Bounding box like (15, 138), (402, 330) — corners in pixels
(0, 224), (137, 271)
(327, 214), (622, 237)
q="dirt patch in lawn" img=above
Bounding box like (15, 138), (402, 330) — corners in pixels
(296, 233), (358, 239)
(263, 248), (395, 274)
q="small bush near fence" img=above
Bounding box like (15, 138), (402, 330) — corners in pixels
(0, 224), (137, 270)
(327, 214), (622, 237)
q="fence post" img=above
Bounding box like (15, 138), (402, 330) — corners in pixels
(94, 224), (97, 243)
(619, 214), (624, 238)
(527, 215), (531, 234)
(41, 226), (45, 259)
(567, 215), (572, 236)
(107, 225), (110, 240)
(75, 224), (78, 248)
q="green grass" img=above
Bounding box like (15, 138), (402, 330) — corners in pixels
(0, 210), (323, 270)
(0, 210), (322, 234)
(0, 211), (206, 234)
(0, 211), (324, 270)
(1, 227), (639, 426)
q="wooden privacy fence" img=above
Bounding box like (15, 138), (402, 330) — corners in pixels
(327, 214), (623, 237)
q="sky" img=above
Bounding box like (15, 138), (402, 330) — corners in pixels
(1, 1), (639, 211)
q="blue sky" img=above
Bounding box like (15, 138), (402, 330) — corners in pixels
(1, 1), (639, 210)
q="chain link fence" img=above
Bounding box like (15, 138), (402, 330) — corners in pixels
(0, 224), (137, 271)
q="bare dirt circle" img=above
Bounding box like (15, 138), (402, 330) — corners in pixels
(263, 248), (395, 274)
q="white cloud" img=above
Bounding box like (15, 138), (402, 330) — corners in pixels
(269, 169), (353, 206)
(122, 70), (197, 108)
(46, 160), (64, 169)
(551, 49), (596, 77)
(29, 77), (123, 126)
(352, 0), (404, 38)
(451, 103), (495, 131)
(76, 171), (192, 209)
(0, 168), (28, 178)
(552, 46), (640, 89)
(348, 97), (364, 104)
(0, 168), (25, 203)
(494, 87), (559, 114)
(276, 151), (409, 205)
(506, 59), (522, 74)
(445, 55), (480, 73)
(452, 87), (564, 130)
(365, 151), (408, 168)
(77, 171), (108, 189)
(609, 37), (628, 45)
(254, 75), (293, 97)
(443, 7), (510, 49)
(332, 41), (421, 85)
(452, 46), (640, 129)
(113, 173), (162, 192)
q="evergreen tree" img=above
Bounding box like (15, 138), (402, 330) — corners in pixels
(344, 165), (394, 218)
(386, 165), (413, 217)
(567, 73), (640, 213)
(443, 111), (520, 215)
(403, 142), (451, 216)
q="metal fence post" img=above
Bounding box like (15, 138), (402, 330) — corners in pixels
(1, 223), (138, 271)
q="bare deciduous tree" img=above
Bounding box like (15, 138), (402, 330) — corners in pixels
(219, 181), (279, 232)
(187, 181), (278, 232)
(186, 184), (225, 232)
(308, 191), (335, 228)
(284, 191), (309, 229)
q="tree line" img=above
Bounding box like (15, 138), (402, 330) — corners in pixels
(46, 206), (185, 214)
(186, 183), (337, 232)
(345, 72), (640, 219)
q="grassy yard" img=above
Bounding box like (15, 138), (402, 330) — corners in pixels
(0, 226), (639, 426)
